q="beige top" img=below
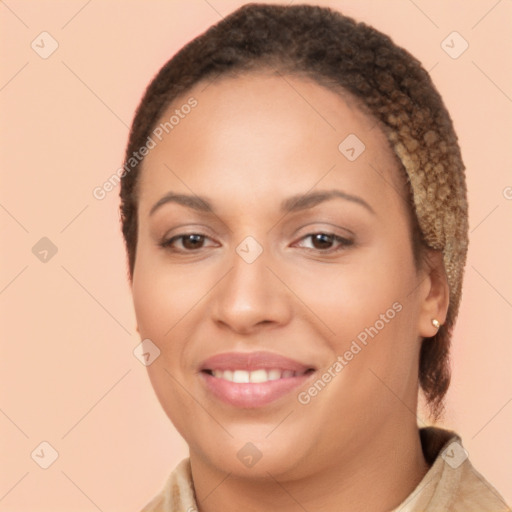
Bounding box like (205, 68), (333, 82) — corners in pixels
(140, 427), (510, 512)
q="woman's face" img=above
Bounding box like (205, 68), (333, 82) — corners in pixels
(131, 73), (438, 479)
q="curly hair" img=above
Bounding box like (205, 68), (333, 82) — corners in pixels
(119, 3), (469, 420)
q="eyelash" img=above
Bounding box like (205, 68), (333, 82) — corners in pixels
(159, 232), (354, 254)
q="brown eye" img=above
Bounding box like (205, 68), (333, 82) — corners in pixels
(311, 233), (335, 250)
(160, 233), (212, 252)
(296, 232), (353, 253)
(181, 234), (205, 250)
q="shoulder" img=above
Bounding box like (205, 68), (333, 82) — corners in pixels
(140, 492), (165, 512)
(408, 427), (511, 512)
(446, 460), (511, 511)
(139, 458), (196, 512)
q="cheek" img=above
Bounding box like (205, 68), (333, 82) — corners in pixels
(341, 276), (421, 407)
(289, 249), (416, 338)
(131, 260), (203, 437)
(132, 249), (207, 340)
(131, 251), (220, 389)
(288, 241), (421, 399)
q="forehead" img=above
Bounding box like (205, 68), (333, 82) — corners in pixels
(137, 72), (406, 214)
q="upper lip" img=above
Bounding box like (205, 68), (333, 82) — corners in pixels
(199, 351), (316, 374)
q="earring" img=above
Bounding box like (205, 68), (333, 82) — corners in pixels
(432, 319), (441, 329)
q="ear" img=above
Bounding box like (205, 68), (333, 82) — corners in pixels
(417, 250), (450, 338)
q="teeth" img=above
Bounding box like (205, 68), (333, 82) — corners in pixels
(233, 370), (250, 383)
(268, 369), (282, 381)
(249, 369), (268, 383)
(209, 369), (298, 383)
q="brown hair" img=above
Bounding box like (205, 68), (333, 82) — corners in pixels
(120, 3), (469, 420)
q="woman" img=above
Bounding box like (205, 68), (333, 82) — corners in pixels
(119, 4), (510, 511)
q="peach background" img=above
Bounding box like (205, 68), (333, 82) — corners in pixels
(1, 1), (511, 510)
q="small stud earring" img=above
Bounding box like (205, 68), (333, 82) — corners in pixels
(432, 318), (440, 329)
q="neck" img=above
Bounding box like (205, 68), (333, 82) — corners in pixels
(189, 419), (430, 512)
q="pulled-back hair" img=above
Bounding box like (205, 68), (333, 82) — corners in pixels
(120, 3), (469, 420)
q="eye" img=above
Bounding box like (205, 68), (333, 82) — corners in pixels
(160, 233), (215, 252)
(159, 231), (353, 254)
(294, 232), (353, 253)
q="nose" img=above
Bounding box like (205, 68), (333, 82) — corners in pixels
(210, 242), (293, 335)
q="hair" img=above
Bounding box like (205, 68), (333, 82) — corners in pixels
(120, 3), (469, 420)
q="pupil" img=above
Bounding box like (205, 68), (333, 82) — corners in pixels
(313, 233), (333, 249)
(183, 234), (203, 249)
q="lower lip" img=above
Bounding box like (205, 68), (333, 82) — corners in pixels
(200, 371), (314, 408)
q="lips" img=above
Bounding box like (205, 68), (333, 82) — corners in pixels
(199, 351), (316, 408)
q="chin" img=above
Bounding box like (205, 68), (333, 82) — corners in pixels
(189, 432), (313, 481)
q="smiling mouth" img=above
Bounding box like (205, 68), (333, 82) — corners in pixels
(202, 368), (315, 383)
(199, 351), (317, 407)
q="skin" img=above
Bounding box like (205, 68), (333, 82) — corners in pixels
(131, 72), (449, 512)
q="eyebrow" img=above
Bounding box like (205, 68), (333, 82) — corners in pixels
(149, 189), (375, 216)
